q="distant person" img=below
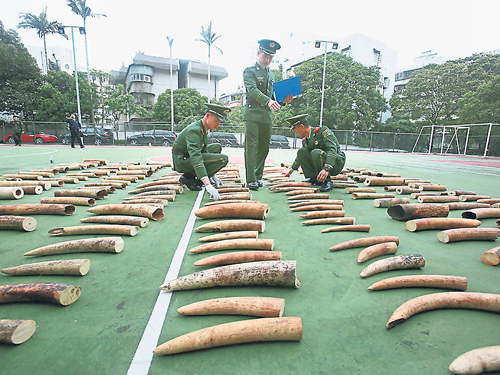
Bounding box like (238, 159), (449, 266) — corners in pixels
(243, 38), (293, 191)
(284, 114), (346, 192)
(171, 103), (231, 201)
(12, 115), (24, 146)
(65, 113), (84, 148)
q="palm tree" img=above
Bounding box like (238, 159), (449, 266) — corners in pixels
(196, 21), (222, 101)
(17, 8), (67, 74)
(66, 0), (106, 83)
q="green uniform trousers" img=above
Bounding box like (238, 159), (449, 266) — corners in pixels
(296, 148), (346, 179)
(173, 143), (228, 178)
(244, 120), (271, 182)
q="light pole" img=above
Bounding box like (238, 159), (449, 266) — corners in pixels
(59, 25), (85, 125)
(167, 36), (175, 132)
(315, 40), (338, 126)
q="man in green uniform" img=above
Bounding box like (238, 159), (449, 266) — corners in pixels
(172, 103), (231, 201)
(243, 39), (292, 190)
(284, 114), (346, 192)
(12, 115), (24, 146)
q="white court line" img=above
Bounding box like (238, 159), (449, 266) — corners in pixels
(0, 147), (59, 159)
(126, 189), (204, 375)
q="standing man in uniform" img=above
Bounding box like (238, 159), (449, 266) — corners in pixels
(243, 39), (292, 191)
(65, 113), (84, 148)
(12, 115), (24, 146)
(284, 114), (346, 192)
(172, 103), (231, 201)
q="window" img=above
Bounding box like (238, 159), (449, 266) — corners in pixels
(373, 48), (381, 67)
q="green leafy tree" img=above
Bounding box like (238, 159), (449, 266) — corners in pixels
(0, 21), (41, 117)
(106, 84), (148, 137)
(34, 71), (94, 122)
(152, 88), (206, 124)
(90, 69), (112, 126)
(459, 75), (500, 124)
(17, 8), (67, 73)
(196, 21), (222, 101)
(293, 53), (387, 130)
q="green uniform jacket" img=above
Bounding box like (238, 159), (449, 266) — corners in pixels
(12, 119), (24, 133)
(291, 126), (345, 171)
(243, 62), (275, 124)
(172, 119), (210, 180)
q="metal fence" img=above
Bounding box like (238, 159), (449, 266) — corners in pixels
(1, 120), (499, 157)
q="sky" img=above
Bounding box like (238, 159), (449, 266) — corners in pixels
(2, 0), (500, 95)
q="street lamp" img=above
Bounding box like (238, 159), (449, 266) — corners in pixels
(167, 36), (175, 132)
(59, 25), (85, 125)
(315, 40), (338, 126)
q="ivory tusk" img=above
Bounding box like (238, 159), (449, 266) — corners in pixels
(0, 203), (75, 216)
(195, 219), (265, 233)
(0, 320), (37, 345)
(481, 246), (500, 266)
(40, 197), (95, 206)
(292, 205), (343, 212)
(321, 225), (370, 233)
(0, 215), (37, 232)
(0, 282), (82, 306)
(87, 204), (164, 221)
(1, 259), (90, 276)
(449, 345), (500, 374)
(302, 217), (354, 226)
(387, 203), (449, 221)
(386, 292), (500, 329)
(405, 218), (481, 232)
(462, 208), (500, 220)
(437, 228), (500, 243)
(373, 198), (410, 208)
(48, 225), (139, 237)
(299, 210), (345, 219)
(368, 275), (467, 291)
(195, 203), (270, 220)
(24, 237), (124, 256)
(153, 317), (302, 355)
(80, 215), (149, 227)
(360, 254), (425, 278)
(198, 231), (259, 242)
(358, 242), (398, 263)
(194, 251), (282, 267)
(177, 297), (285, 317)
(330, 236), (399, 251)
(189, 238), (274, 254)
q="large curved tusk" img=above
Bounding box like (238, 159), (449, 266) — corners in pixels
(0, 203), (75, 216)
(360, 254), (425, 278)
(160, 260), (300, 291)
(87, 204), (164, 221)
(195, 219), (265, 233)
(48, 225), (138, 237)
(358, 242), (398, 263)
(386, 292), (500, 329)
(177, 297), (285, 317)
(1, 259), (90, 276)
(406, 218), (481, 232)
(302, 217), (354, 226)
(24, 237), (124, 256)
(153, 317), (302, 355)
(438, 228), (500, 243)
(189, 238), (274, 254)
(292, 205), (343, 212)
(449, 345), (500, 374)
(368, 275), (467, 291)
(299, 210), (345, 219)
(373, 198), (410, 208)
(0, 215), (37, 232)
(198, 231), (258, 242)
(40, 197), (95, 206)
(81, 215), (149, 227)
(387, 203), (449, 221)
(462, 208), (500, 220)
(321, 225), (370, 233)
(330, 236), (399, 251)
(195, 203), (270, 220)
(194, 250), (282, 267)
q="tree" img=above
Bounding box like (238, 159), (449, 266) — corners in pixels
(106, 84), (148, 137)
(459, 75), (500, 124)
(90, 69), (112, 126)
(17, 8), (67, 73)
(0, 21), (41, 117)
(33, 70), (95, 122)
(196, 21), (222, 101)
(293, 52), (386, 130)
(152, 88), (206, 124)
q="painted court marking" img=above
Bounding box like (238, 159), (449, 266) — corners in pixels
(0, 147), (59, 159)
(127, 189), (204, 375)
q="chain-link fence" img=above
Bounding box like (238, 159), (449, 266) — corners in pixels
(1, 120), (499, 157)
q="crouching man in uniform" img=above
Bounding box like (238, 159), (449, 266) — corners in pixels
(284, 114), (346, 192)
(172, 103), (231, 201)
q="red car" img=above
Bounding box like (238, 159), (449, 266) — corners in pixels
(4, 132), (59, 144)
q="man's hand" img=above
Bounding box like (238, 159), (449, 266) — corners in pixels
(211, 176), (223, 188)
(316, 169), (329, 182)
(205, 184), (221, 201)
(267, 100), (281, 111)
(284, 169), (293, 178)
(283, 94), (293, 104)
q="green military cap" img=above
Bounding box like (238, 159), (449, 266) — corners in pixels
(206, 103), (231, 121)
(258, 39), (281, 56)
(285, 114), (309, 129)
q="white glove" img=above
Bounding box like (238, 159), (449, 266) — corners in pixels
(205, 184), (221, 201)
(212, 176), (223, 188)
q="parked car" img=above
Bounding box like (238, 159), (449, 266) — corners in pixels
(208, 132), (239, 147)
(60, 127), (114, 146)
(127, 130), (176, 146)
(269, 135), (290, 149)
(4, 132), (58, 144)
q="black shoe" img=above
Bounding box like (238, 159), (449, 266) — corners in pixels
(195, 178), (204, 188)
(71, 146), (75, 148)
(319, 180), (333, 192)
(80, 146), (85, 148)
(303, 178), (319, 185)
(257, 180), (264, 187)
(247, 182), (259, 191)
(180, 174), (202, 191)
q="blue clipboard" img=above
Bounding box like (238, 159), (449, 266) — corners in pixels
(273, 76), (302, 102)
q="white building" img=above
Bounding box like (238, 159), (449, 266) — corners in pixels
(282, 33), (397, 122)
(111, 53), (228, 109)
(25, 44), (82, 74)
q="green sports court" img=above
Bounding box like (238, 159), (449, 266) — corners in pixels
(0, 143), (499, 375)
